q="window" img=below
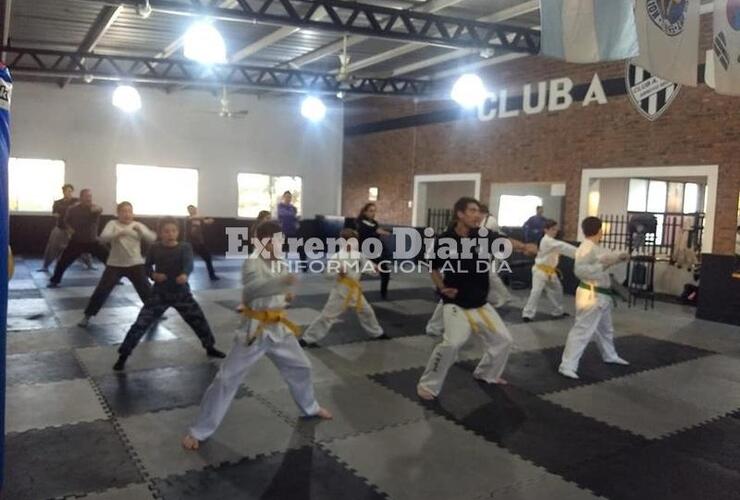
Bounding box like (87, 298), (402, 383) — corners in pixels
(237, 173), (302, 218)
(497, 195), (543, 227)
(627, 179), (648, 212)
(628, 178), (702, 215)
(646, 180), (667, 213)
(8, 158), (66, 212)
(116, 164), (198, 216)
(683, 183), (699, 213)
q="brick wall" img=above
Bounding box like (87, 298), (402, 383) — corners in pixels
(342, 18), (740, 255)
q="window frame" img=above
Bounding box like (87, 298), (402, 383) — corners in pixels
(8, 157), (67, 214)
(116, 163), (199, 217)
(236, 171), (303, 219)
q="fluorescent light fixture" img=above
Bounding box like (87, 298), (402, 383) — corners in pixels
(450, 73), (487, 109)
(184, 21), (227, 64)
(301, 96), (327, 122)
(112, 85), (142, 112)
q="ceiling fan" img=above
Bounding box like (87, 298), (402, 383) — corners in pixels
(198, 87), (249, 119)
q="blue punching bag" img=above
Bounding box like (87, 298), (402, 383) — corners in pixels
(0, 62), (12, 490)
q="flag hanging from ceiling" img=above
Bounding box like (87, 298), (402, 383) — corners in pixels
(540, 0), (639, 63)
(633, 0), (701, 86)
(712, 0), (740, 95)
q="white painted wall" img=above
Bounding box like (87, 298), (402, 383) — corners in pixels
(9, 82), (344, 217)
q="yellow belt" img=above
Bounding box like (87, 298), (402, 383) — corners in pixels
(535, 263), (561, 280)
(338, 275), (364, 312)
(462, 307), (497, 335)
(240, 306), (301, 342)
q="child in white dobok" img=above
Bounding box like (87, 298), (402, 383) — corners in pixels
(522, 219), (577, 322)
(182, 221), (331, 450)
(558, 216), (630, 380)
(300, 228), (388, 347)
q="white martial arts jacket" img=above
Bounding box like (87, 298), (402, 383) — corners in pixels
(325, 248), (375, 282)
(574, 239), (624, 305)
(535, 234), (577, 270)
(240, 254), (293, 342)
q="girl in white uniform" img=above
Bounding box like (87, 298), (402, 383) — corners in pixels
(522, 220), (577, 322)
(182, 221), (332, 450)
(559, 217), (630, 379)
(300, 228), (387, 347)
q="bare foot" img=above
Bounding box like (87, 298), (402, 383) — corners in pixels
(181, 434), (200, 450)
(417, 385), (436, 401)
(316, 407), (333, 420)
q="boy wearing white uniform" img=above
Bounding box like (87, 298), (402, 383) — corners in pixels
(522, 219), (576, 322)
(300, 228), (387, 347)
(182, 221), (332, 450)
(558, 217), (630, 380)
(417, 197), (535, 401)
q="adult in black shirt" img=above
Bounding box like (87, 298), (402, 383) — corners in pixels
(417, 197), (535, 401)
(40, 184), (93, 271)
(48, 189), (109, 287)
(186, 205), (219, 280)
(356, 202), (392, 299)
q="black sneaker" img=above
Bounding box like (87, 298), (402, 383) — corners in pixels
(210, 275), (221, 281)
(299, 339), (318, 348)
(113, 354), (128, 371)
(522, 317), (532, 323)
(47, 282), (59, 289)
(206, 347), (226, 358)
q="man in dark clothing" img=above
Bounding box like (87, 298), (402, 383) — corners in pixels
(114, 217), (225, 371)
(40, 184), (93, 271)
(48, 189), (108, 287)
(417, 197), (535, 401)
(186, 205), (219, 280)
(523, 205), (547, 243)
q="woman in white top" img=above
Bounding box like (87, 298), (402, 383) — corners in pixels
(78, 201), (156, 327)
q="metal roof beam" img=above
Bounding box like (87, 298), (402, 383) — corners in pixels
(4, 46), (438, 97)
(286, 0), (463, 70)
(388, 0), (539, 77)
(61, 4), (124, 87)
(81, 0), (541, 53)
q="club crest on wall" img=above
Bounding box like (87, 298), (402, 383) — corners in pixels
(714, 0), (740, 71)
(647, 0), (690, 36)
(625, 62), (681, 121)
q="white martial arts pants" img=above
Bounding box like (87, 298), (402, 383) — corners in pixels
(425, 300), (444, 336)
(302, 285), (383, 343)
(487, 268), (513, 308)
(418, 303), (513, 396)
(522, 268), (565, 319)
(559, 290), (621, 373)
(189, 331), (320, 441)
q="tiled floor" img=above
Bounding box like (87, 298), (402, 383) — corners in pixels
(4, 257), (740, 500)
